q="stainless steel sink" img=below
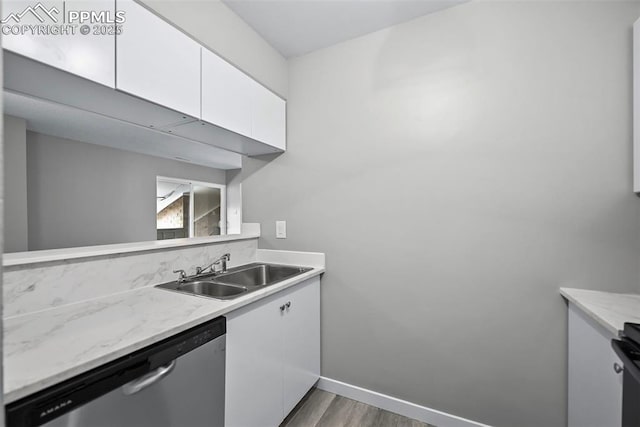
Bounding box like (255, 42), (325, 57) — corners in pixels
(213, 264), (312, 288)
(155, 263), (313, 300)
(177, 281), (247, 300)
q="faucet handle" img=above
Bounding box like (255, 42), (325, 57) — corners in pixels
(210, 260), (222, 275)
(173, 269), (187, 281)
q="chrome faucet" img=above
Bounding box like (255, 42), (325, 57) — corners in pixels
(173, 269), (188, 283)
(196, 253), (231, 276)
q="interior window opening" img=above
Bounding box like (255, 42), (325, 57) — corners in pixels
(156, 177), (226, 240)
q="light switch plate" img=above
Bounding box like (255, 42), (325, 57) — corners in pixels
(276, 221), (287, 239)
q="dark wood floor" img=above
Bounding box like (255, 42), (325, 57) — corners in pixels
(281, 388), (434, 427)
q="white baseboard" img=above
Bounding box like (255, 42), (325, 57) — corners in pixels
(316, 377), (491, 427)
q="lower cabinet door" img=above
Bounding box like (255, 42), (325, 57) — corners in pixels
(225, 295), (284, 427)
(225, 277), (321, 426)
(282, 278), (321, 416)
(568, 303), (622, 427)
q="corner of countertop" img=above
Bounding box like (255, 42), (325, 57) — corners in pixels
(559, 287), (640, 336)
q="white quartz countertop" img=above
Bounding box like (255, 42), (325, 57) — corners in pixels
(560, 287), (640, 336)
(4, 262), (324, 404)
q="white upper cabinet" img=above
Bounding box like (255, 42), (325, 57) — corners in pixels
(116, 0), (200, 118)
(2, 0), (116, 87)
(202, 48), (287, 151)
(201, 48), (253, 139)
(3, 0), (287, 154)
(251, 82), (287, 150)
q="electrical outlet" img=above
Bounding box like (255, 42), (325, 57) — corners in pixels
(276, 221), (287, 239)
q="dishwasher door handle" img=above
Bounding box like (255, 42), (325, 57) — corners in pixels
(121, 360), (177, 395)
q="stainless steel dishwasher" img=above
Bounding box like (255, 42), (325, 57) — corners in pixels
(6, 317), (226, 427)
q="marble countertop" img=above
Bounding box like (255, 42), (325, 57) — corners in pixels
(4, 262), (324, 404)
(560, 287), (640, 336)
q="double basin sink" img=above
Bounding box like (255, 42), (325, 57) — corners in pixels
(156, 263), (312, 300)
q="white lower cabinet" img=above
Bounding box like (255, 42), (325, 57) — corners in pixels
(225, 277), (320, 427)
(568, 303), (623, 427)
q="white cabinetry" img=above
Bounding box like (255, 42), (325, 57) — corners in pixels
(225, 277), (320, 427)
(201, 49), (253, 138)
(282, 278), (321, 413)
(251, 82), (287, 150)
(2, 0), (116, 87)
(116, 0), (201, 118)
(3, 0), (287, 155)
(201, 49), (286, 150)
(568, 303), (622, 427)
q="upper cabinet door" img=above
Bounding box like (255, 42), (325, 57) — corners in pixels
(201, 47), (287, 151)
(2, 0), (116, 87)
(251, 82), (287, 150)
(116, 0), (200, 118)
(201, 48), (252, 139)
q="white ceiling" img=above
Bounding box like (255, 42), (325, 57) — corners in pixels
(222, 0), (467, 58)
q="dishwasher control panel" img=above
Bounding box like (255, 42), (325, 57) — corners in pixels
(177, 324), (223, 356)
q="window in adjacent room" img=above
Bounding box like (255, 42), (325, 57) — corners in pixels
(156, 177), (226, 240)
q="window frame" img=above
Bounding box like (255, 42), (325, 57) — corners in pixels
(156, 176), (227, 237)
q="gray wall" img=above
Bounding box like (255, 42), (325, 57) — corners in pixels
(241, 2), (640, 426)
(3, 116), (27, 252)
(26, 132), (226, 251)
(142, 0), (288, 98)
